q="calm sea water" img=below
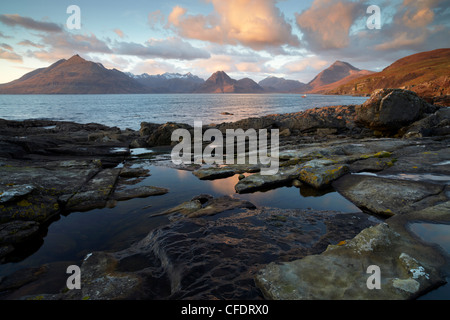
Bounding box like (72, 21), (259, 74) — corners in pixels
(0, 94), (368, 130)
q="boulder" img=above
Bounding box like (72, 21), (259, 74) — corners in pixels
(145, 122), (192, 147)
(402, 107), (450, 138)
(355, 89), (437, 134)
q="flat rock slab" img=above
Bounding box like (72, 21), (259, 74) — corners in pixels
(113, 185), (169, 201)
(0, 220), (40, 244)
(333, 174), (445, 216)
(235, 166), (302, 194)
(65, 168), (120, 212)
(255, 222), (447, 300)
(155, 194), (256, 219)
(192, 167), (237, 180)
(299, 164), (349, 189)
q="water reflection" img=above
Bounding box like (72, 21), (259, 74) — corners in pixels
(0, 164), (361, 284)
(409, 222), (450, 300)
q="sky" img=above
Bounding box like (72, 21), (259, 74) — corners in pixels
(0, 0), (449, 84)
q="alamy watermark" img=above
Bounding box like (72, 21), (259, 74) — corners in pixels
(171, 121), (280, 175)
(366, 5), (381, 30)
(66, 5), (81, 30)
(366, 265), (381, 290)
(66, 265), (81, 290)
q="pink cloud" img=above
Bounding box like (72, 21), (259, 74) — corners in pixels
(114, 29), (125, 38)
(167, 0), (300, 51)
(0, 48), (22, 62)
(295, 0), (364, 50)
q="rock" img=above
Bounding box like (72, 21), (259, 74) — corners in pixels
(65, 168), (121, 212)
(355, 89), (437, 134)
(129, 138), (149, 148)
(235, 165), (302, 194)
(79, 252), (142, 300)
(139, 122), (160, 137)
(255, 223), (447, 300)
(145, 122), (192, 147)
(332, 174), (445, 216)
(155, 195), (256, 219)
(0, 220), (40, 245)
(192, 167), (237, 180)
(299, 164), (349, 189)
(279, 128), (291, 137)
(119, 167), (150, 178)
(402, 107), (450, 138)
(113, 186), (169, 201)
(0, 184), (35, 203)
(316, 128), (337, 136)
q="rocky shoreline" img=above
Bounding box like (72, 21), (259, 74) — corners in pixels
(0, 89), (449, 300)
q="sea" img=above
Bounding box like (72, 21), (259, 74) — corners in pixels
(1, 93), (448, 301)
(0, 93), (368, 129)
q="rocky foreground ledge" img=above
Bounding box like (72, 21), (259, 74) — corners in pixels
(0, 89), (449, 300)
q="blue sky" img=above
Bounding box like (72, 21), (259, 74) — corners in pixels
(0, 0), (449, 84)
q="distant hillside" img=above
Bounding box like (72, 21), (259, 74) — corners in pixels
(306, 61), (374, 94)
(0, 55), (148, 94)
(259, 76), (307, 93)
(127, 72), (204, 93)
(194, 71), (265, 93)
(327, 48), (450, 101)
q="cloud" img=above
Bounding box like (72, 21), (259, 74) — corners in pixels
(17, 40), (45, 48)
(114, 29), (125, 38)
(148, 10), (165, 28)
(131, 59), (180, 75)
(115, 37), (210, 60)
(0, 48), (22, 62)
(0, 43), (13, 51)
(0, 31), (12, 39)
(295, 0), (366, 51)
(282, 57), (329, 73)
(29, 32), (113, 62)
(166, 0), (300, 51)
(373, 0), (450, 52)
(192, 54), (235, 75)
(0, 14), (62, 32)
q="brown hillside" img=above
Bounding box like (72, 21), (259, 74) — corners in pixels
(327, 48), (450, 102)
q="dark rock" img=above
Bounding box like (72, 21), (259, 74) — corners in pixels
(355, 89), (438, 134)
(145, 122), (192, 147)
(139, 122), (161, 137)
(192, 167), (237, 180)
(403, 107), (450, 138)
(0, 221), (40, 245)
(113, 186), (169, 201)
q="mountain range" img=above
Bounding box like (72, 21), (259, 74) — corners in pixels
(0, 49), (448, 98)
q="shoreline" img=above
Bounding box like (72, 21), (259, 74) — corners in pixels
(0, 88), (449, 300)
